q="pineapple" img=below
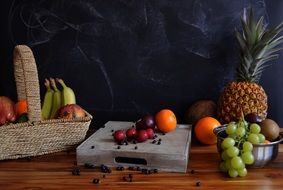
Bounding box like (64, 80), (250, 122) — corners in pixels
(218, 8), (283, 124)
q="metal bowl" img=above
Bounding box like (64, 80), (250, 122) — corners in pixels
(213, 125), (283, 168)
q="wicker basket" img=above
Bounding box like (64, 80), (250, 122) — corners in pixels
(0, 45), (92, 160)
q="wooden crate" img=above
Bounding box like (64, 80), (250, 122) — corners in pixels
(76, 121), (192, 173)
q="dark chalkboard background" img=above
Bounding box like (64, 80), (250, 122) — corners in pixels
(0, 0), (283, 128)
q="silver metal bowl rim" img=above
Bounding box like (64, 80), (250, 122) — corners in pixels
(213, 125), (283, 147)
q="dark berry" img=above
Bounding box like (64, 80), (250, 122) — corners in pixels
(72, 167), (80, 176)
(196, 181), (201, 186)
(93, 178), (100, 184)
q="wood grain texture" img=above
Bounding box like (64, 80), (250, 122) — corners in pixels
(0, 130), (282, 190)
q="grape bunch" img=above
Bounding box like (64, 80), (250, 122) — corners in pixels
(219, 117), (266, 177)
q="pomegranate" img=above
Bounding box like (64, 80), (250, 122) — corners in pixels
(137, 130), (148, 142)
(56, 104), (86, 119)
(0, 96), (16, 126)
(113, 130), (126, 143)
(126, 128), (137, 141)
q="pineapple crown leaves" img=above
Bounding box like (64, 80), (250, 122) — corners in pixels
(235, 8), (283, 83)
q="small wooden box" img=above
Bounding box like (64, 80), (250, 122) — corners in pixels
(76, 121), (192, 173)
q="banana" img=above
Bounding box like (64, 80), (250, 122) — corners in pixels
(41, 79), (54, 120)
(56, 78), (76, 106)
(50, 78), (62, 119)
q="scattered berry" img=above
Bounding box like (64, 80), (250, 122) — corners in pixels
(93, 178), (100, 184)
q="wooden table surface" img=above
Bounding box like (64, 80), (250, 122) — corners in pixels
(0, 132), (282, 190)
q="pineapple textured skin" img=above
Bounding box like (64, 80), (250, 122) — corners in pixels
(218, 81), (267, 124)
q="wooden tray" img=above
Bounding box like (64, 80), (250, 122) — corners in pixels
(76, 121), (192, 173)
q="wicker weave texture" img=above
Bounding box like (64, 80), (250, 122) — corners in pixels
(0, 45), (92, 160)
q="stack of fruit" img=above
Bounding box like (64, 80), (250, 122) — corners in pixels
(0, 96), (28, 126)
(214, 8), (283, 178)
(112, 109), (177, 144)
(41, 78), (86, 120)
(219, 116), (265, 177)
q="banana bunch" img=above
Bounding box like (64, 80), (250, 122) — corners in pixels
(41, 78), (76, 119)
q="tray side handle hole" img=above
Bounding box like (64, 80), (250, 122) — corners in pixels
(114, 157), (147, 165)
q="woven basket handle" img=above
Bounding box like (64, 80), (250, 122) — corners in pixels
(13, 45), (42, 122)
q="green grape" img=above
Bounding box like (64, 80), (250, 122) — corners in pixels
(236, 127), (246, 137)
(248, 133), (260, 144)
(242, 141), (253, 152)
(238, 120), (248, 128)
(258, 133), (265, 143)
(219, 161), (228, 172)
(241, 152), (254, 165)
(228, 133), (237, 139)
(221, 137), (235, 149)
(238, 167), (248, 177)
(225, 159), (232, 169)
(231, 156), (245, 169)
(226, 122), (237, 135)
(221, 150), (230, 160)
(250, 123), (261, 134)
(226, 146), (239, 157)
(228, 168), (238, 178)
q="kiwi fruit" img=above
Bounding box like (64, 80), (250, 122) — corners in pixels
(259, 119), (280, 141)
(184, 100), (217, 125)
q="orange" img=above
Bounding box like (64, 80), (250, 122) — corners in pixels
(194, 116), (221, 145)
(155, 109), (177, 133)
(15, 99), (28, 116)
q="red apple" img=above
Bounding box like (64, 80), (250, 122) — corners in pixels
(113, 130), (126, 143)
(56, 104), (86, 119)
(0, 96), (16, 126)
(137, 130), (148, 142)
(126, 128), (137, 141)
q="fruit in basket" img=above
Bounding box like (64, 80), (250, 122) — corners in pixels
(15, 99), (28, 117)
(259, 118), (280, 141)
(155, 109), (177, 133)
(41, 79), (54, 120)
(0, 96), (16, 125)
(50, 78), (62, 119)
(56, 104), (86, 119)
(185, 100), (217, 125)
(217, 8), (283, 124)
(56, 78), (76, 106)
(194, 117), (221, 145)
(136, 114), (155, 130)
(16, 113), (28, 123)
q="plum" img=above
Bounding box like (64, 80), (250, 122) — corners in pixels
(136, 114), (155, 130)
(126, 128), (137, 141)
(136, 130), (148, 142)
(244, 113), (263, 123)
(113, 130), (126, 143)
(146, 128), (155, 139)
